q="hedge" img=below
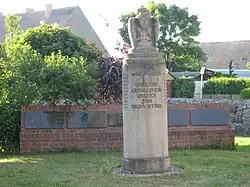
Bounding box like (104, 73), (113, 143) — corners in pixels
(240, 88), (250, 99)
(173, 77), (195, 98)
(203, 77), (250, 95)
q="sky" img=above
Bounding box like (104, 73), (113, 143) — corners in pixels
(1, 0), (250, 56)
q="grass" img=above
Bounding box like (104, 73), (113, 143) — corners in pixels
(0, 137), (250, 187)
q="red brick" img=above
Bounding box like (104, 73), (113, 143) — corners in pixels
(20, 104), (235, 153)
(20, 126), (234, 153)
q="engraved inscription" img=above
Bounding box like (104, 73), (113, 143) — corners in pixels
(137, 93), (156, 98)
(122, 75), (129, 108)
(130, 77), (163, 109)
(164, 79), (168, 103)
(131, 104), (162, 109)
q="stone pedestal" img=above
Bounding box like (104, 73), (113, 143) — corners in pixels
(122, 47), (170, 174)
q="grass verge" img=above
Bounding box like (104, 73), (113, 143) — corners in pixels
(0, 137), (249, 187)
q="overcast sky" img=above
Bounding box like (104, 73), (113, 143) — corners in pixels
(1, 0), (250, 55)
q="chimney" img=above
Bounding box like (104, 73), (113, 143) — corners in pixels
(45, 4), (53, 18)
(26, 8), (34, 13)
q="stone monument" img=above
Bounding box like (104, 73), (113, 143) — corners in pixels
(122, 7), (170, 174)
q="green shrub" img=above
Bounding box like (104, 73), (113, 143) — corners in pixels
(0, 15), (101, 153)
(17, 22), (102, 62)
(173, 77), (195, 98)
(203, 77), (250, 95)
(240, 88), (250, 99)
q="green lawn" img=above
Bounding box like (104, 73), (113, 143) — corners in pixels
(0, 137), (250, 187)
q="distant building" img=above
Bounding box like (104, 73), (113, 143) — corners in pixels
(0, 5), (109, 56)
(171, 68), (215, 80)
(201, 40), (250, 69)
(208, 69), (250, 78)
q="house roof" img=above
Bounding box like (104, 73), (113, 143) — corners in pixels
(208, 69), (250, 78)
(171, 72), (199, 79)
(171, 68), (215, 79)
(0, 6), (76, 41)
(0, 6), (108, 55)
(167, 71), (176, 78)
(201, 40), (250, 69)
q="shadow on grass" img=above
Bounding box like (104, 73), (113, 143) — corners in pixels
(236, 145), (250, 151)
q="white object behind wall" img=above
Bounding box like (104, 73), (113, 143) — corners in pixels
(194, 81), (207, 98)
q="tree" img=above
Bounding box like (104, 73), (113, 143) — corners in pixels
(246, 62), (250, 70)
(0, 14), (101, 152)
(118, 1), (207, 72)
(2, 16), (100, 105)
(99, 57), (122, 104)
(9, 20), (102, 63)
(0, 43), (4, 59)
(5, 14), (22, 35)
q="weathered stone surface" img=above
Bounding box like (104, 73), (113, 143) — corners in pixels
(68, 111), (107, 128)
(113, 165), (182, 177)
(128, 7), (160, 49)
(243, 109), (250, 130)
(122, 8), (170, 174)
(111, 109), (189, 127)
(190, 109), (229, 126)
(168, 109), (189, 126)
(168, 98), (250, 135)
(122, 157), (170, 174)
(108, 112), (123, 126)
(24, 111), (64, 129)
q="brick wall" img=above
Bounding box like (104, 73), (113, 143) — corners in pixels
(20, 103), (235, 153)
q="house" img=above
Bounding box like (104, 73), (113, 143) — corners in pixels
(171, 68), (215, 81)
(0, 5), (109, 56)
(207, 69), (250, 78)
(201, 40), (250, 69)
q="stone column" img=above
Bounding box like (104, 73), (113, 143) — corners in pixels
(122, 46), (170, 174)
(122, 8), (170, 174)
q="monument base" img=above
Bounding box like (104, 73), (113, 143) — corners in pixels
(113, 165), (182, 177)
(122, 157), (170, 174)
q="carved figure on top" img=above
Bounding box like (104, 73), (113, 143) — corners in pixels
(128, 7), (160, 49)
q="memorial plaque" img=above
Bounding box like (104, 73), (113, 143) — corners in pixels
(108, 112), (123, 126)
(68, 110), (107, 128)
(190, 109), (229, 126)
(168, 109), (189, 126)
(24, 111), (64, 129)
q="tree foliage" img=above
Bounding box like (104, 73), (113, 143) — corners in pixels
(118, 1), (207, 72)
(240, 88), (250, 99)
(14, 22), (102, 62)
(5, 14), (22, 35)
(0, 14), (101, 152)
(246, 61), (250, 69)
(99, 57), (122, 104)
(173, 77), (195, 98)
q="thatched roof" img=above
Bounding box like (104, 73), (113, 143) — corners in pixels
(201, 40), (250, 69)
